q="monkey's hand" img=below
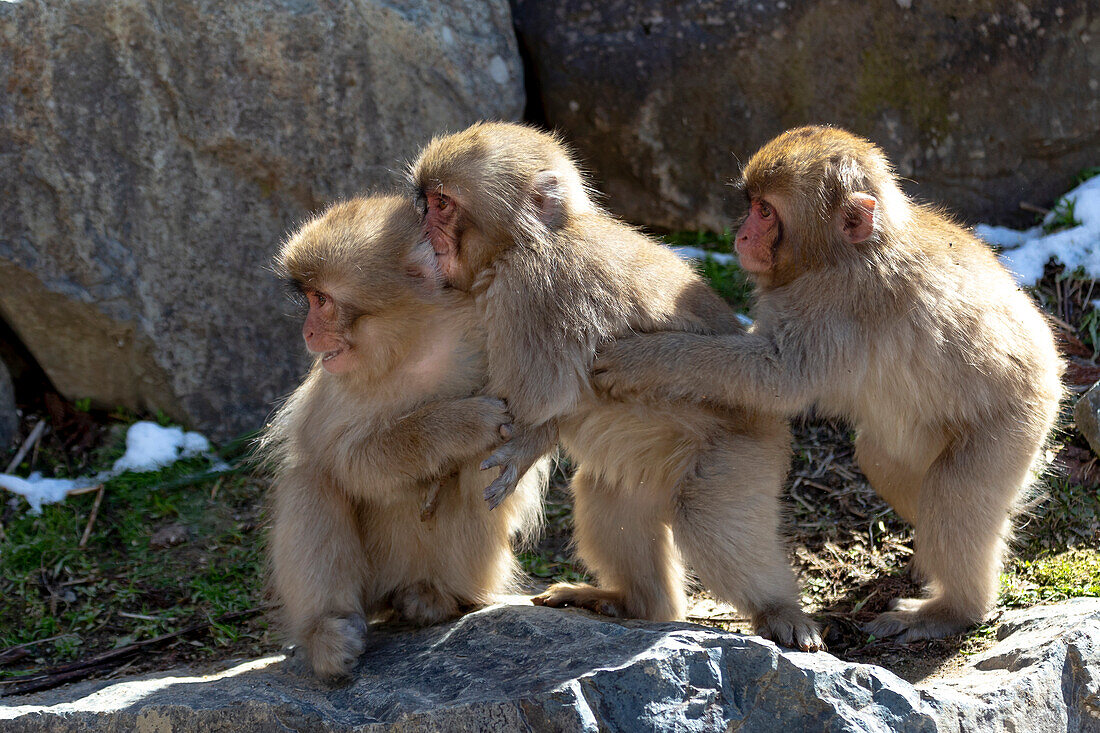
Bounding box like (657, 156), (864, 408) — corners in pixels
(591, 332), (697, 402)
(480, 421), (557, 510)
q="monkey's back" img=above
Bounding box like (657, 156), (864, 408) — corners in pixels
(556, 214), (788, 487)
(766, 205), (1062, 455)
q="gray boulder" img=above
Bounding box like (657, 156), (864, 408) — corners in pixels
(0, 0), (524, 440)
(513, 0), (1100, 232)
(3, 600), (1099, 731)
(0, 358), (15, 449)
(1074, 381), (1100, 456)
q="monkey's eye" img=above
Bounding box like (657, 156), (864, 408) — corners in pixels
(757, 201), (774, 219)
(437, 195), (449, 211)
(316, 292), (327, 306)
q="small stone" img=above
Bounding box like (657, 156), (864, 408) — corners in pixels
(150, 524), (190, 549)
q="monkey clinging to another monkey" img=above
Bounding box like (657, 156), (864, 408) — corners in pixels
(594, 125), (1063, 642)
(411, 122), (823, 651)
(262, 195), (546, 681)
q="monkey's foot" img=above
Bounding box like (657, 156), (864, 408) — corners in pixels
(753, 606), (826, 652)
(307, 614), (368, 683)
(480, 422), (556, 509)
(420, 479), (443, 522)
(863, 597), (974, 643)
(531, 583), (626, 618)
(391, 581), (460, 626)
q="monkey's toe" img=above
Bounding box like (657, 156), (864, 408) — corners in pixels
(483, 465), (520, 509)
(531, 583), (625, 618)
(754, 608), (826, 652)
(308, 614), (368, 682)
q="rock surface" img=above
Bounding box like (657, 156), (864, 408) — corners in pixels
(0, 358), (15, 450)
(0, 0), (523, 439)
(513, 0), (1100, 232)
(3, 600), (1099, 732)
(1075, 381), (1100, 457)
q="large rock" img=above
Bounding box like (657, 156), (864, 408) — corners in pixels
(0, 358), (15, 450)
(513, 1), (1100, 232)
(1075, 381), (1100, 456)
(0, 0), (523, 440)
(3, 600), (1099, 731)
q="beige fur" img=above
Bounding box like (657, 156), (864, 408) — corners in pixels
(593, 126), (1064, 642)
(410, 122), (822, 651)
(261, 195), (546, 681)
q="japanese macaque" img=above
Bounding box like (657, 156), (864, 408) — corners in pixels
(593, 126), (1064, 642)
(410, 122), (823, 651)
(262, 195), (546, 681)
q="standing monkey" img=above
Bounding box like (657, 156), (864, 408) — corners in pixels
(262, 195), (546, 681)
(593, 126), (1063, 642)
(410, 123), (823, 651)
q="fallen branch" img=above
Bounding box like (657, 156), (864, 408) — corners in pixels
(0, 607), (266, 697)
(5, 420), (47, 473)
(78, 485), (105, 548)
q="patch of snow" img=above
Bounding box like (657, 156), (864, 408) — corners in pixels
(978, 173), (1100, 286)
(112, 422), (211, 473)
(0, 421), (219, 514)
(0, 473), (83, 514)
(670, 245), (736, 266)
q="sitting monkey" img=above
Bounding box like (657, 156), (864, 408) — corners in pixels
(261, 195), (547, 681)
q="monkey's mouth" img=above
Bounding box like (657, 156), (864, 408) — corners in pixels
(319, 346), (353, 374)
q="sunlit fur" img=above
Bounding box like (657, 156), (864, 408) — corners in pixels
(410, 122), (823, 651)
(594, 125), (1064, 642)
(261, 195), (546, 681)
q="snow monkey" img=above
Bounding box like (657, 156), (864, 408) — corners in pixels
(410, 122), (823, 651)
(263, 194), (547, 681)
(593, 125), (1063, 642)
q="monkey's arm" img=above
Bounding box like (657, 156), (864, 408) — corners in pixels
(591, 331), (825, 415)
(347, 396), (512, 494)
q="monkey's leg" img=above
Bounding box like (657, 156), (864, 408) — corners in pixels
(672, 444), (824, 652)
(853, 434), (929, 525)
(390, 580), (462, 626)
(864, 432), (1036, 643)
(532, 466), (686, 621)
(272, 478), (369, 681)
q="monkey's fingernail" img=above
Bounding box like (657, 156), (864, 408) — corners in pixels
(500, 423), (514, 440)
(480, 458), (494, 470)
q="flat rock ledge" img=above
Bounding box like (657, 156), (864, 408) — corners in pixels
(2, 600), (1099, 732)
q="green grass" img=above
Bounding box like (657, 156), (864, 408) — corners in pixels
(0, 429), (268, 676)
(663, 230), (754, 311)
(1043, 196), (1081, 234)
(1002, 550), (1100, 607)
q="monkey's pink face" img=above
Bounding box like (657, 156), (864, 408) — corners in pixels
(421, 190), (460, 282)
(735, 198), (782, 274)
(302, 289), (355, 374)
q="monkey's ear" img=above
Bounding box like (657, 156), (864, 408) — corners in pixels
(840, 193), (877, 244)
(530, 170), (567, 228)
(404, 240), (443, 297)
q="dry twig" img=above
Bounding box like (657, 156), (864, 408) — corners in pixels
(78, 485), (105, 548)
(5, 419), (47, 473)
